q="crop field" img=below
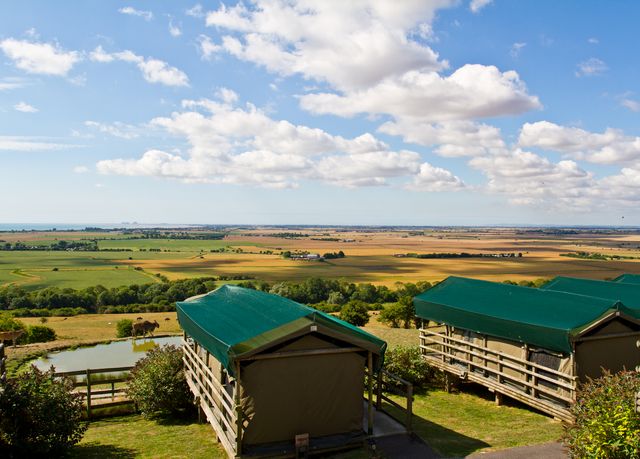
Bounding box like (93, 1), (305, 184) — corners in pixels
(3, 227), (640, 290)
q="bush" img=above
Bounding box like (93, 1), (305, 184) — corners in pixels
(379, 296), (416, 328)
(127, 345), (193, 417)
(564, 370), (640, 458)
(339, 300), (370, 326)
(116, 319), (133, 338)
(384, 346), (441, 391)
(0, 315), (26, 332)
(0, 366), (86, 457)
(23, 325), (56, 343)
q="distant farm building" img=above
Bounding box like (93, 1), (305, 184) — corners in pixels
(290, 253), (322, 261)
(414, 276), (640, 422)
(177, 285), (387, 457)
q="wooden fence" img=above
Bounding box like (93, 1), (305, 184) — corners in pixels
(419, 327), (577, 422)
(374, 369), (414, 432)
(54, 366), (134, 418)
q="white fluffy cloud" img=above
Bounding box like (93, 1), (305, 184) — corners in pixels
(97, 94), (461, 190)
(14, 101), (38, 113)
(118, 6), (153, 21)
(89, 46), (189, 87)
(0, 38), (80, 76)
(519, 121), (640, 164)
(299, 65), (541, 121)
(407, 163), (465, 191)
(203, 0), (453, 91)
(379, 120), (506, 157)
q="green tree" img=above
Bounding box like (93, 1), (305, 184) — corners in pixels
(339, 300), (370, 326)
(116, 319), (133, 338)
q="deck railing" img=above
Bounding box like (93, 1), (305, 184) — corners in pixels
(54, 366), (134, 418)
(374, 369), (413, 432)
(182, 338), (238, 458)
(419, 327), (577, 422)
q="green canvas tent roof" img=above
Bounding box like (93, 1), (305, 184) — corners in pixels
(613, 273), (640, 285)
(541, 276), (640, 312)
(177, 285), (386, 374)
(414, 276), (636, 354)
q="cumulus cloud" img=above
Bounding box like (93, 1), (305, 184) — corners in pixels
(470, 0), (493, 13)
(407, 163), (465, 191)
(0, 38), (80, 76)
(379, 120), (506, 157)
(198, 35), (221, 59)
(203, 0), (453, 91)
(14, 101), (38, 113)
(89, 46), (189, 86)
(519, 121), (640, 164)
(300, 65), (541, 121)
(575, 58), (607, 77)
(118, 6), (153, 21)
(96, 95), (459, 190)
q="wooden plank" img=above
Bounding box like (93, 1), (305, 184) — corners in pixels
(234, 361), (242, 458)
(241, 346), (363, 361)
(367, 352), (373, 436)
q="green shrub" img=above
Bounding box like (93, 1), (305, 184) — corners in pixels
(384, 346), (441, 391)
(0, 315), (26, 332)
(116, 319), (133, 338)
(339, 300), (370, 326)
(23, 325), (56, 344)
(0, 366), (87, 457)
(127, 345), (193, 418)
(564, 370), (640, 458)
(379, 296), (416, 328)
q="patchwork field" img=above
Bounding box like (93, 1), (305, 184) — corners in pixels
(3, 227), (640, 290)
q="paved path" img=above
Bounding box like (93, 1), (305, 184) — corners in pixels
(375, 433), (440, 459)
(467, 442), (566, 459)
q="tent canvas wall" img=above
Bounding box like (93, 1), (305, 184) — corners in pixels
(177, 285), (386, 457)
(414, 276), (640, 420)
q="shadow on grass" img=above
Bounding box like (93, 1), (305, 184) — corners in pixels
(70, 442), (137, 459)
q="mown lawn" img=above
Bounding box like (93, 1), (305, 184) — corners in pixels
(385, 387), (563, 457)
(70, 415), (225, 458)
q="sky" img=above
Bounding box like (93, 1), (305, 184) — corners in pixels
(1, 0), (640, 226)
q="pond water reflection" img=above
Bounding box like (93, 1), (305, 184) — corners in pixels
(33, 335), (183, 372)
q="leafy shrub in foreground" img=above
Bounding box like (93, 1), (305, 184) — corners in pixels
(116, 319), (133, 338)
(383, 346), (442, 391)
(0, 366), (86, 457)
(564, 370), (640, 458)
(127, 344), (193, 417)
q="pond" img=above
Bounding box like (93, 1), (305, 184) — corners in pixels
(33, 335), (183, 373)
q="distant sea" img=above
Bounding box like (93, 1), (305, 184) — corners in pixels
(0, 223), (195, 231)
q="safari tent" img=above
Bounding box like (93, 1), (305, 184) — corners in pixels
(414, 276), (640, 421)
(176, 285), (386, 458)
(613, 273), (640, 284)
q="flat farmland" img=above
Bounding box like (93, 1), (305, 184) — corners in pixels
(2, 228), (640, 290)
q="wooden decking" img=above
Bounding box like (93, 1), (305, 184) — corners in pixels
(419, 327), (577, 422)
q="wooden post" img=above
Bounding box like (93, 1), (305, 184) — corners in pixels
(375, 371), (382, 409)
(86, 369), (92, 419)
(495, 392), (503, 406)
(234, 361), (243, 458)
(406, 383), (413, 433)
(367, 352), (374, 436)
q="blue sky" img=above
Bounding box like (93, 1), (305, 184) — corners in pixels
(1, 1), (640, 225)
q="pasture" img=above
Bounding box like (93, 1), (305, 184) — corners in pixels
(2, 227), (640, 290)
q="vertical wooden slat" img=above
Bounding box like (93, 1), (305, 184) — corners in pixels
(367, 351), (373, 436)
(86, 369), (92, 419)
(234, 361), (242, 458)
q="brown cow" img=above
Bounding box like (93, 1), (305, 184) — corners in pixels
(0, 330), (25, 347)
(132, 320), (159, 338)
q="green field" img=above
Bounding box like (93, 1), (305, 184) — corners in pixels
(97, 238), (258, 251)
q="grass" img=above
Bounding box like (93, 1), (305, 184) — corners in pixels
(97, 238), (257, 251)
(385, 387), (563, 457)
(70, 415), (226, 458)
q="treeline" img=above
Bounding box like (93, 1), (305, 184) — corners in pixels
(134, 231), (226, 240)
(1, 240), (98, 251)
(397, 252), (523, 259)
(0, 277), (217, 315)
(560, 251), (639, 261)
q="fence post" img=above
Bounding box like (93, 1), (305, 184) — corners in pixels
(86, 369), (92, 419)
(376, 371), (382, 409)
(406, 383), (413, 433)
(0, 343), (5, 386)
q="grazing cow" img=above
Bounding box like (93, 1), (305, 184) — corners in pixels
(132, 320), (159, 338)
(0, 330), (25, 347)
(136, 316), (143, 321)
(164, 317), (170, 321)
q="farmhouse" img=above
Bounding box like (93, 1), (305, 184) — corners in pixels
(414, 276), (640, 421)
(177, 285), (387, 458)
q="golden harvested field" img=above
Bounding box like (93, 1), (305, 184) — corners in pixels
(4, 227), (640, 288)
